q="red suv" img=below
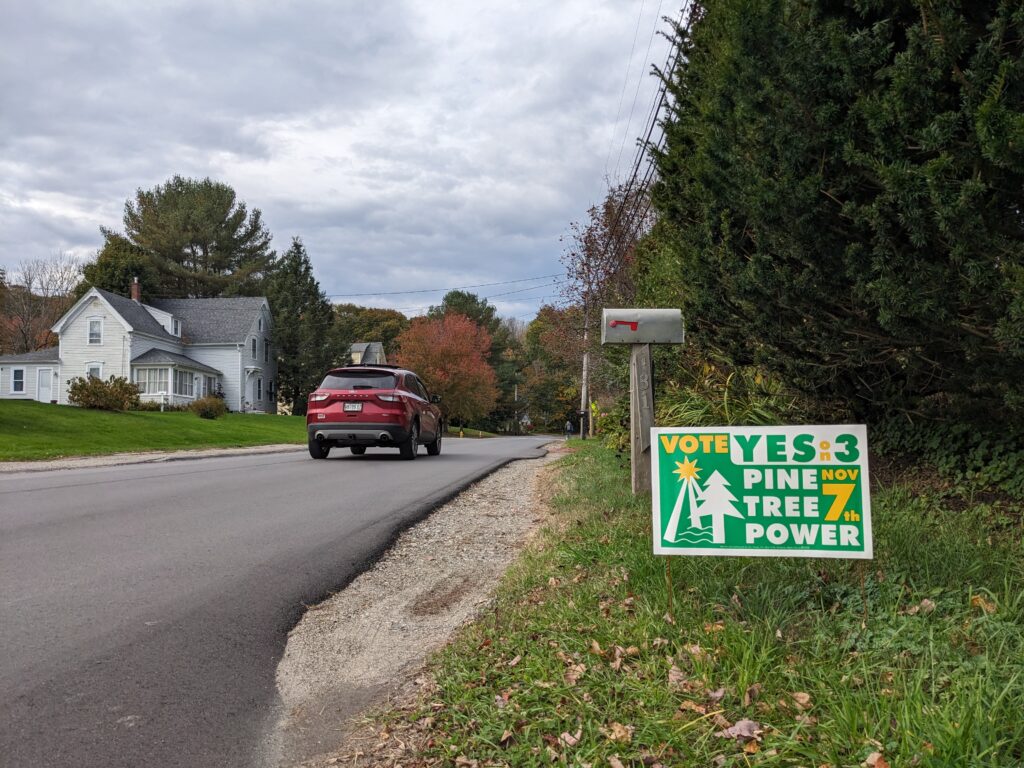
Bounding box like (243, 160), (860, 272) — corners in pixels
(306, 365), (444, 460)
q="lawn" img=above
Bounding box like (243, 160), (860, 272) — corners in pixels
(0, 400), (306, 461)
(397, 441), (1024, 767)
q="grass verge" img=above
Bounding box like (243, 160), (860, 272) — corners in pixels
(399, 441), (1024, 767)
(0, 400), (305, 460)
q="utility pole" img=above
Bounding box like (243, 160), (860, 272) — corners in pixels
(579, 304), (590, 440)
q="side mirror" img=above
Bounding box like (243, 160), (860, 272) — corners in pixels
(430, 394), (442, 404)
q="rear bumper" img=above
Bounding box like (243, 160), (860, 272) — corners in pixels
(307, 422), (410, 446)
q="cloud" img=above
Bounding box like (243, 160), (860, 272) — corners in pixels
(0, 0), (673, 318)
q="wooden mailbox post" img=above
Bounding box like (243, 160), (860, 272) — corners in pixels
(601, 308), (684, 494)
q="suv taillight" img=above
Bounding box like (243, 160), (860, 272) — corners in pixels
(377, 393), (401, 402)
(309, 393), (329, 402)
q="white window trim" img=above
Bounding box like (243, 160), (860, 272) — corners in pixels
(134, 367), (170, 395)
(264, 339), (270, 363)
(258, 317), (263, 332)
(251, 337), (257, 359)
(10, 367), (26, 394)
(87, 316), (103, 346)
(86, 362), (103, 379)
(172, 319), (181, 337)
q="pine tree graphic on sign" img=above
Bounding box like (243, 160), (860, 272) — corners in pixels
(694, 470), (745, 544)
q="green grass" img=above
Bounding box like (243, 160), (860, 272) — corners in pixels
(0, 400), (305, 460)
(447, 425), (501, 439)
(407, 442), (1024, 767)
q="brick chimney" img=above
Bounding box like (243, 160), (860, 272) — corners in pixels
(130, 276), (141, 303)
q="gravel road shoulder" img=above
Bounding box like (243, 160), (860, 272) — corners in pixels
(274, 443), (569, 766)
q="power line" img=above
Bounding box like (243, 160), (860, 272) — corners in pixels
(612, 0), (666, 183)
(604, 0), (649, 178)
(326, 272), (563, 298)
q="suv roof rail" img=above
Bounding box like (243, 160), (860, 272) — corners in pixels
(332, 363), (402, 370)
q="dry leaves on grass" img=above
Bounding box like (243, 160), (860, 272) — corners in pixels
(599, 722), (634, 744)
(743, 683), (762, 707)
(558, 728), (582, 748)
(903, 598), (936, 616)
(715, 719), (763, 744)
(564, 663), (587, 686)
(971, 594), (997, 614)
(863, 752), (890, 768)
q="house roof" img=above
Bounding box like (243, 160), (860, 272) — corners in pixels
(148, 297), (267, 344)
(93, 288), (177, 341)
(131, 348), (222, 375)
(350, 341), (386, 364)
(0, 347), (61, 364)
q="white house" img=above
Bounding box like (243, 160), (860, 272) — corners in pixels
(0, 282), (278, 412)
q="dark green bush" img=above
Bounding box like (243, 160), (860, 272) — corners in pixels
(189, 395), (227, 420)
(67, 376), (141, 411)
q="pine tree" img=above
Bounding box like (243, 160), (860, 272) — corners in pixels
(265, 238), (333, 415)
(695, 470), (744, 544)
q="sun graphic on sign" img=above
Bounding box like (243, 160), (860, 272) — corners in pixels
(673, 457), (701, 482)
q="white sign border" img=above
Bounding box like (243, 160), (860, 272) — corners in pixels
(650, 425), (873, 560)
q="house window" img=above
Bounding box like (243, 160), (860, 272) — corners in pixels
(204, 376), (216, 396)
(11, 368), (25, 393)
(174, 370), (195, 397)
(86, 363), (103, 379)
(269, 379), (274, 398)
(258, 317), (263, 332)
(251, 337), (257, 359)
(135, 368), (168, 394)
(264, 339), (270, 363)
(172, 319), (181, 336)
(256, 377), (263, 401)
(88, 318), (102, 345)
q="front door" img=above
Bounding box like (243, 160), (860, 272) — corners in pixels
(37, 368), (52, 402)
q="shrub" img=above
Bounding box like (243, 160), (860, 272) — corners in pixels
(67, 376), (141, 411)
(189, 395), (227, 420)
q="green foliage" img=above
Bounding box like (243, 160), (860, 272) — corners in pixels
(331, 303), (409, 360)
(189, 395), (228, 420)
(648, 0), (1024, 430)
(77, 233), (159, 298)
(265, 237), (333, 415)
(409, 443), (1024, 767)
(80, 175), (275, 299)
(66, 376), (141, 411)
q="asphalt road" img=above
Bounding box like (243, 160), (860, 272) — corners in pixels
(0, 436), (550, 768)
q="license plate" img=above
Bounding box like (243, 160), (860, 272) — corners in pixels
(343, 402), (362, 412)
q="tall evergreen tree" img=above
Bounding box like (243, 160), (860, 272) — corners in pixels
(265, 238), (334, 415)
(649, 0), (1024, 424)
(81, 175), (275, 298)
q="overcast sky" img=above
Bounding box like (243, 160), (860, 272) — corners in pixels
(0, 1), (674, 320)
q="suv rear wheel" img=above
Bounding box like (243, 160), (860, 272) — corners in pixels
(350, 446), (366, 455)
(425, 429), (442, 456)
(308, 438), (331, 459)
(399, 422), (419, 460)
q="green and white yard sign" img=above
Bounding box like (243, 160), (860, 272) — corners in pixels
(652, 425), (872, 559)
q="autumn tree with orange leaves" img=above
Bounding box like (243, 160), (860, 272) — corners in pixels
(395, 313), (498, 426)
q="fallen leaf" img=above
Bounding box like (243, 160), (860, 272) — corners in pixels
(507, 654), (522, 668)
(715, 718), (763, 743)
(971, 594), (997, 614)
(499, 729), (514, 747)
(558, 728), (582, 748)
(564, 663), (586, 686)
(711, 713), (732, 729)
(548, 577), (559, 587)
(652, 637), (669, 648)
(454, 757), (478, 768)
(684, 644), (711, 663)
(791, 692), (812, 711)
(600, 722), (634, 743)
(668, 665), (688, 691)
(706, 687), (727, 704)
(863, 752), (889, 768)
(743, 683), (762, 707)
(711, 756), (727, 768)
(678, 700), (707, 715)
(590, 640), (604, 656)
(795, 714), (818, 726)
(743, 740), (760, 754)
(493, 694), (507, 709)
(704, 621), (725, 633)
(663, 612), (676, 625)
(608, 757), (626, 768)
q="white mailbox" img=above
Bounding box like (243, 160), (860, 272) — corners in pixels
(601, 308), (684, 345)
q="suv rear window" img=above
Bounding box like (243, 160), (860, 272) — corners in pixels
(319, 371), (397, 390)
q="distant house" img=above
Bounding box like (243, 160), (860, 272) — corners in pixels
(0, 281), (277, 412)
(348, 342), (387, 365)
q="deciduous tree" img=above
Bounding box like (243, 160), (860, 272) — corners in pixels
(395, 314), (498, 425)
(1, 253), (80, 353)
